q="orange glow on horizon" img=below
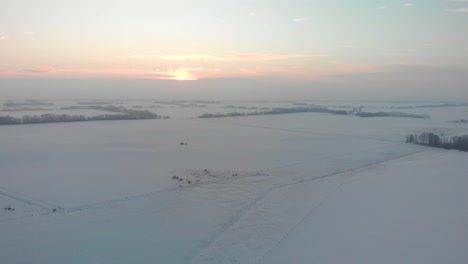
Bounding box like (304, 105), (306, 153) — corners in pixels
(167, 68), (198, 81)
(0, 63), (379, 81)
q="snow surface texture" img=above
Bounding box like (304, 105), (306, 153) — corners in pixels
(1, 100), (467, 263)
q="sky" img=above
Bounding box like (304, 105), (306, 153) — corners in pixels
(0, 0), (467, 100)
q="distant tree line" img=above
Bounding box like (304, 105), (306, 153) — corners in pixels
(76, 101), (111, 105)
(448, 119), (468, 124)
(1, 107), (52, 112)
(60, 105), (169, 118)
(153, 101), (209, 107)
(199, 106), (348, 118)
(407, 132), (468, 152)
(3, 100), (54, 107)
(394, 103), (468, 109)
(0, 108), (165, 126)
(357, 111), (429, 119)
(224, 105), (271, 110)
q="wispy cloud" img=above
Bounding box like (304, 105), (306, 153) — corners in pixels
(123, 53), (327, 61)
(293, 17), (308, 22)
(235, 63), (379, 81)
(17, 68), (53, 74)
(444, 8), (468, 12)
(0, 66), (170, 79)
(402, 3), (416, 7)
(2, 66), (59, 76)
(377, 6), (388, 9)
(24, 32), (35, 35)
(0, 62), (378, 81)
(0, 66), (226, 80)
(0, 36), (10, 41)
(249, 12), (256, 16)
(382, 52), (412, 57)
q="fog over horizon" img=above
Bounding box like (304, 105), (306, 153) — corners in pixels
(1, 70), (467, 101)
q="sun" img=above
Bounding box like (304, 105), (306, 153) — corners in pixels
(172, 68), (196, 81)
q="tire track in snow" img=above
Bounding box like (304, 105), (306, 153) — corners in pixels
(189, 149), (427, 263)
(66, 172), (269, 213)
(253, 182), (345, 264)
(0, 186), (60, 212)
(193, 119), (403, 143)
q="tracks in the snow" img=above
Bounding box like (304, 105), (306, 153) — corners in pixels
(0, 186), (61, 212)
(188, 149), (427, 263)
(193, 119), (403, 143)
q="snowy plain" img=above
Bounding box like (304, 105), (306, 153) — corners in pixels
(0, 100), (467, 263)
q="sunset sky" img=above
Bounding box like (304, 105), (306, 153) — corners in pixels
(0, 0), (467, 99)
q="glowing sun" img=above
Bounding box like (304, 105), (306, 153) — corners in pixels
(172, 68), (196, 80)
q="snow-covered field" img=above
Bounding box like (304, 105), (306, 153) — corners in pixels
(0, 100), (467, 263)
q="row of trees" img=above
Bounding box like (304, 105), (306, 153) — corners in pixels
(395, 103), (468, 109)
(0, 111), (165, 126)
(224, 105), (271, 110)
(4, 100), (54, 107)
(199, 106), (348, 118)
(358, 111), (429, 119)
(407, 132), (468, 151)
(449, 119), (468, 124)
(61, 105), (169, 118)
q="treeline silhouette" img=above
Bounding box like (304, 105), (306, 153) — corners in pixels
(407, 132), (468, 152)
(199, 107), (348, 118)
(357, 111), (429, 118)
(394, 102), (468, 109)
(0, 108), (164, 126)
(3, 100), (54, 107)
(224, 105), (271, 110)
(448, 119), (468, 124)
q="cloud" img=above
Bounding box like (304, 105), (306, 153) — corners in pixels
(0, 36), (10, 41)
(0, 66), (228, 80)
(402, 3), (416, 7)
(444, 0), (468, 2)
(17, 68), (54, 74)
(382, 52), (412, 57)
(444, 8), (468, 12)
(0, 61), (378, 81)
(123, 53), (328, 61)
(249, 12), (256, 16)
(377, 6), (388, 9)
(24, 32), (35, 35)
(1, 67), (59, 77)
(293, 17), (308, 22)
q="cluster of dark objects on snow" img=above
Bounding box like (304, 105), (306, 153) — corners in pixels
(4, 205), (15, 211)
